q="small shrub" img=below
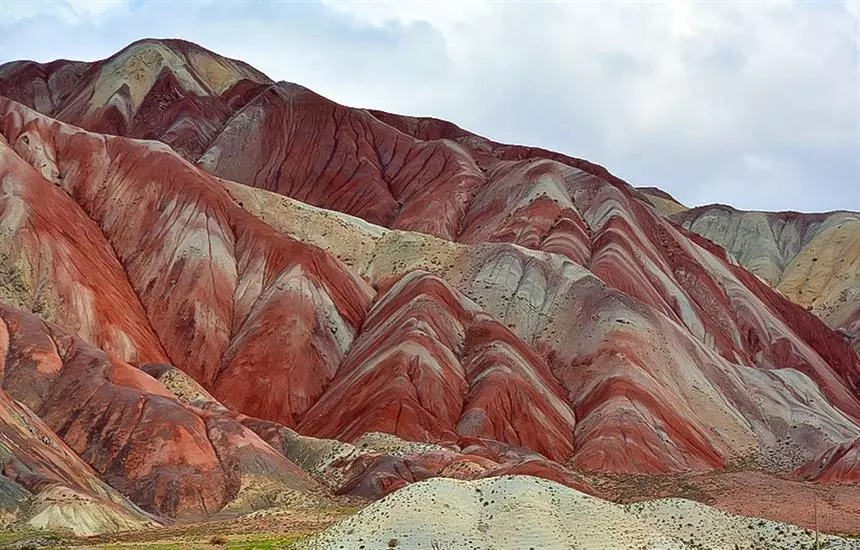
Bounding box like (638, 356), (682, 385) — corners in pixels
(209, 534), (229, 545)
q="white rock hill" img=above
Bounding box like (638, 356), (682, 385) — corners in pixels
(294, 475), (860, 550)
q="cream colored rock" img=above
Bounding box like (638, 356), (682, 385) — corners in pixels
(297, 475), (860, 549)
(25, 484), (155, 537)
(87, 41), (265, 117)
(271, 428), (361, 480)
(778, 220), (860, 333)
(142, 364), (223, 408)
(297, 475), (683, 549)
(354, 432), (452, 457)
(223, 179), (467, 282)
(627, 497), (854, 550)
(638, 187), (688, 216)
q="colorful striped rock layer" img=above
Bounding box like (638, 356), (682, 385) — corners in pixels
(0, 39), (857, 538)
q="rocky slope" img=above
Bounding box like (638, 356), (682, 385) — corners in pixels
(671, 205), (860, 350)
(637, 189), (860, 354)
(0, 38), (858, 538)
(297, 475), (859, 549)
(638, 186), (689, 216)
(0, 303), (328, 524)
(0, 382), (155, 536)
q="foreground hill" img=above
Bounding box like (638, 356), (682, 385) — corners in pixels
(0, 38), (858, 539)
(296, 475), (859, 549)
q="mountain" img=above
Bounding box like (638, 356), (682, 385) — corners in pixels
(672, 206), (860, 350)
(636, 189), (860, 351)
(0, 38), (858, 541)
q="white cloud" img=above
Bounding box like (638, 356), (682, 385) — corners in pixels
(1, 0), (129, 22)
(320, 0), (489, 29)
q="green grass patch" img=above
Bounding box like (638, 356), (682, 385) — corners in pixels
(223, 534), (305, 549)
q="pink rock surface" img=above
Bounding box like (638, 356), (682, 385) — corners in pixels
(0, 384), (152, 530)
(0, 97), (374, 430)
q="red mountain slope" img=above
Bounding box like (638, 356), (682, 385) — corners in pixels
(0, 304), (322, 521)
(0, 39), (858, 532)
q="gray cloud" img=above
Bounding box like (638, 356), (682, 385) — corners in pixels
(0, 0), (857, 212)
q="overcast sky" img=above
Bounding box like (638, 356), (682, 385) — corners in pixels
(1, 0), (858, 212)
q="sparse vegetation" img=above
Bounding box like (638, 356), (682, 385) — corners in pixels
(0, 531), (71, 550)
